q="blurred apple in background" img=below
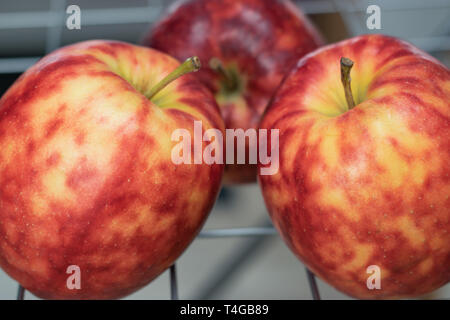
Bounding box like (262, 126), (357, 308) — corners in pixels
(0, 40), (224, 299)
(258, 34), (449, 299)
(143, 0), (323, 184)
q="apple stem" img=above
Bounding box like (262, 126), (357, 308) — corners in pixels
(209, 57), (237, 91)
(147, 56), (201, 100)
(340, 57), (356, 109)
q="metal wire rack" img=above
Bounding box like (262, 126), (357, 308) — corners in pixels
(1, 0), (449, 300)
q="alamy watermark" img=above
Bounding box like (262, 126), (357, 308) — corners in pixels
(171, 121), (280, 176)
(366, 5), (381, 30)
(66, 5), (81, 30)
(366, 265), (381, 290)
(66, 265), (81, 290)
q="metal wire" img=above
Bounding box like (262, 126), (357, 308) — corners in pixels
(45, 0), (66, 54)
(306, 268), (321, 300)
(17, 285), (24, 300)
(198, 227), (277, 238)
(170, 264), (178, 300)
(195, 221), (275, 299)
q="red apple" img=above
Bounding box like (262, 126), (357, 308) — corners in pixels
(0, 40), (224, 299)
(258, 34), (450, 299)
(143, 0), (323, 184)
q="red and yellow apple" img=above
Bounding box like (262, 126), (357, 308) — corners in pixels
(258, 34), (450, 299)
(143, 0), (323, 184)
(0, 40), (224, 299)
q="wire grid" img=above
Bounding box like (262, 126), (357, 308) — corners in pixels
(1, 0), (449, 300)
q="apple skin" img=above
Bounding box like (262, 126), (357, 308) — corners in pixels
(258, 34), (450, 299)
(143, 0), (323, 184)
(0, 40), (224, 299)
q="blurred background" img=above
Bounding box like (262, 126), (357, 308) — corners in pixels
(0, 0), (449, 299)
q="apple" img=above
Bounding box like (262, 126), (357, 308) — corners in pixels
(0, 40), (225, 299)
(143, 0), (323, 184)
(258, 34), (450, 299)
